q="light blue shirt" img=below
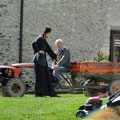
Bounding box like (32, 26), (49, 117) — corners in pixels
(57, 46), (65, 52)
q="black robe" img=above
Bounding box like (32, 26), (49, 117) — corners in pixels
(32, 34), (57, 96)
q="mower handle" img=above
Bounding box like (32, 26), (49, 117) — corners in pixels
(107, 90), (120, 106)
(108, 90), (120, 101)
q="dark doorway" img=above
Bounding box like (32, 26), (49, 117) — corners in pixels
(110, 30), (120, 62)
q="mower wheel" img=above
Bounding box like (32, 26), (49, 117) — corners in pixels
(5, 78), (26, 97)
(76, 110), (86, 118)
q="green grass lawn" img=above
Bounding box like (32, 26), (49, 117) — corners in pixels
(0, 94), (107, 120)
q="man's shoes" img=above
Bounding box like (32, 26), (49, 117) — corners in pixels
(35, 95), (44, 97)
(51, 95), (61, 97)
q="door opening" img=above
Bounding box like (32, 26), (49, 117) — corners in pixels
(110, 30), (120, 62)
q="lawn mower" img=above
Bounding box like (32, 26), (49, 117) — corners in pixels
(76, 90), (120, 118)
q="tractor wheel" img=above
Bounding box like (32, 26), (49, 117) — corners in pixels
(76, 110), (86, 118)
(84, 89), (93, 97)
(84, 80), (99, 97)
(109, 80), (120, 95)
(5, 78), (26, 97)
(84, 88), (99, 97)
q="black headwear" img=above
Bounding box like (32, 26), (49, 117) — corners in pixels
(44, 27), (51, 33)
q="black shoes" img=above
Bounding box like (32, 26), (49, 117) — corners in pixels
(35, 95), (44, 97)
(51, 95), (61, 97)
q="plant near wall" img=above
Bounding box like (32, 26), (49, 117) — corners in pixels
(97, 50), (110, 62)
(84, 50), (110, 63)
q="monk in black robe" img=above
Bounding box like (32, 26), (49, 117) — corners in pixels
(32, 27), (58, 97)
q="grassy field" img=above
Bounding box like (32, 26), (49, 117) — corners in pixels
(0, 94), (107, 120)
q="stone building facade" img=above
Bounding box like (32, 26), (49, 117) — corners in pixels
(1, 0), (120, 89)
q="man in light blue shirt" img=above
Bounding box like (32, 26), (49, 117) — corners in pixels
(52, 39), (71, 83)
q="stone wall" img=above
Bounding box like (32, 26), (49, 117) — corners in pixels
(22, 0), (120, 63)
(1, 0), (120, 64)
(1, 0), (120, 90)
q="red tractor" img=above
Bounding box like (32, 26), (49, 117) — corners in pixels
(0, 63), (34, 97)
